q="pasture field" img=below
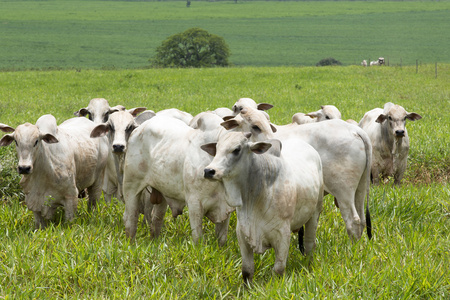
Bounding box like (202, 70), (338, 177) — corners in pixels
(1, 0), (449, 70)
(0, 65), (449, 298)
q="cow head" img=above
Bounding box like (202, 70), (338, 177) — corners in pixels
(90, 108), (146, 155)
(376, 103), (422, 138)
(231, 98), (274, 116)
(74, 98), (124, 123)
(0, 123), (58, 174)
(305, 105), (342, 122)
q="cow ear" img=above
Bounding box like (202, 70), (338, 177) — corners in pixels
(305, 111), (319, 119)
(406, 112), (422, 121)
(90, 124), (109, 138)
(201, 143), (217, 156)
(376, 114), (388, 123)
(222, 116), (234, 121)
(75, 108), (89, 117)
(250, 142), (272, 154)
(221, 119), (240, 130)
(0, 123), (15, 133)
(128, 107), (147, 117)
(0, 134), (14, 147)
(135, 111), (156, 125)
(42, 133), (59, 144)
(257, 103), (274, 111)
(270, 123), (277, 133)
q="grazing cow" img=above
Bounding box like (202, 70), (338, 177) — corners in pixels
(227, 107), (372, 241)
(305, 105), (342, 122)
(359, 102), (422, 185)
(201, 132), (323, 283)
(122, 114), (234, 246)
(0, 115), (108, 229)
(361, 60), (368, 67)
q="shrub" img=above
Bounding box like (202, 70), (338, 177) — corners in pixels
(316, 57), (342, 67)
(151, 27), (230, 68)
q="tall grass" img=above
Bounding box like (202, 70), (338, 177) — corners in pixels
(0, 65), (449, 298)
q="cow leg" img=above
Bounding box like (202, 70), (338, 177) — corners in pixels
(33, 211), (47, 229)
(123, 189), (143, 239)
(355, 172), (370, 238)
(394, 159), (407, 186)
(140, 189), (153, 226)
(87, 180), (103, 211)
(151, 198), (168, 239)
(215, 216), (230, 247)
(371, 166), (380, 185)
(187, 199), (204, 244)
(63, 196), (78, 223)
(272, 226), (291, 276)
(237, 227), (254, 284)
(304, 198), (323, 254)
(334, 191), (362, 241)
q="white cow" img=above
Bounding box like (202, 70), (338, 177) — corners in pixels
(122, 114), (234, 246)
(226, 107), (372, 241)
(305, 105), (342, 122)
(231, 97), (273, 116)
(156, 108), (193, 125)
(201, 132), (323, 283)
(361, 60), (368, 67)
(74, 98), (125, 123)
(359, 102), (422, 185)
(0, 115), (108, 229)
(75, 99), (146, 203)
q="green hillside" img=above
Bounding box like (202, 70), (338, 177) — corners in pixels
(1, 0), (449, 70)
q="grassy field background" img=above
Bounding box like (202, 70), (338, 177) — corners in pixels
(0, 65), (449, 298)
(1, 0), (449, 69)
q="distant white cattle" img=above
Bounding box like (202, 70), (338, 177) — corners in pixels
(305, 105), (342, 122)
(122, 114), (234, 246)
(201, 132), (323, 283)
(226, 107), (372, 241)
(359, 102), (422, 185)
(370, 57), (385, 66)
(361, 60), (368, 67)
(0, 115), (108, 229)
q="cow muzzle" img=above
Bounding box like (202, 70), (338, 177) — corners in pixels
(204, 168), (216, 179)
(395, 130), (405, 137)
(112, 144), (125, 153)
(18, 165), (32, 174)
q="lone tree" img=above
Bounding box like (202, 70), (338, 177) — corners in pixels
(152, 28), (230, 68)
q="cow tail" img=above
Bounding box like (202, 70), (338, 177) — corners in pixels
(298, 226), (305, 254)
(357, 131), (373, 240)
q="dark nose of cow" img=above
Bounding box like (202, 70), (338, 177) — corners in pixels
(18, 165), (32, 174)
(395, 130), (405, 137)
(204, 168), (216, 179)
(113, 144), (125, 153)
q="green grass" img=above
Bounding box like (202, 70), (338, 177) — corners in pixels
(1, 0), (449, 69)
(0, 65), (449, 298)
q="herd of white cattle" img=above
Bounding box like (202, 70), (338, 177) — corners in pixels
(0, 97), (421, 283)
(361, 57), (385, 67)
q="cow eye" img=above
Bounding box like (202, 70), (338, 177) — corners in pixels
(232, 146), (241, 156)
(88, 113), (94, 121)
(325, 116), (330, 120)
(103, 112), (109, 123)
(109, 124), (115, 132)
(388, 116), (392, 120)
(251, 125), (261, 133)
(126, 125), (135, 133)
(34, 139), (38, 147)
(15, 140), (18, 146)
